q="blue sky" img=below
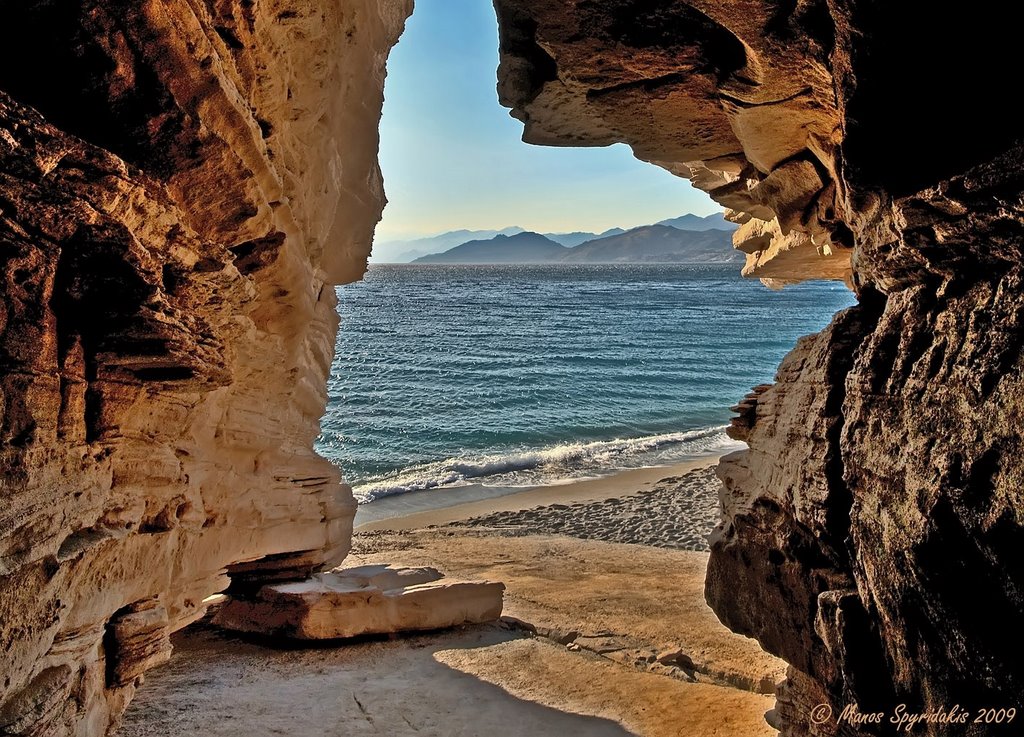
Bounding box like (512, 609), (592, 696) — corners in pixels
(375, 0), (716, 241)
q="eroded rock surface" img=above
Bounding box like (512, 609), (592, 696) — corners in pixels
(0, 1), (411, 734)
(213, 564), (505, 639)
(493, 2), (1024, 735)
(2, 1), (1023, 736)
(494, 0), (854, 287)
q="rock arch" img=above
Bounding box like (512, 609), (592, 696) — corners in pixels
(1, 2), (1022, 736)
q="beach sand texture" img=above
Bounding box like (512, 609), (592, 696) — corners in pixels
(443, 465), (721, 551)
(354, 456), (723, 531)
(120, 459), (781, 736)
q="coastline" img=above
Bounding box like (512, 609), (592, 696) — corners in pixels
(122, 445), (783, 736)
(353, 451), (731, 531)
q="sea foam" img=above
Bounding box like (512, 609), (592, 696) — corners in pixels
(351, 426), (739, 503)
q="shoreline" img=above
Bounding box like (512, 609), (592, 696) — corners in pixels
(122, 445), (781, 737)
(354, 451), (732, 531)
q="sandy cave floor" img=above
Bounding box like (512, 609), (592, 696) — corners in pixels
(118, 623), (772, 737)
(118, 463), (780, 737)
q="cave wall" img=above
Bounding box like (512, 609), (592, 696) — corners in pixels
(2, 1), (1022, 736)
(0, 1), (411, 734)
(493, 1), (1023, 735)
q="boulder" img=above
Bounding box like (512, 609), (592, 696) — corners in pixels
(212, 565), (505, 640)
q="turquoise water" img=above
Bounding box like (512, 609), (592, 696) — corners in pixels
(317, 264), (855, 502)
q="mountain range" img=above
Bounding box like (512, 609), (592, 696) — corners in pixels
(656, 213), (733, 231)
(413, 223), (740, 265)
(372, 212), (734, 263)
(561, 225), (739, 263)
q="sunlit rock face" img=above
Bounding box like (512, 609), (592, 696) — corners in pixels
(2, 1), (1022, 735)
(0, 1), (411, 733)
(494, 1), (1024, 735)
(494, 0), (852, 286)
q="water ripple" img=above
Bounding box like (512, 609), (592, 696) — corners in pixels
(318, 264), (855, 495)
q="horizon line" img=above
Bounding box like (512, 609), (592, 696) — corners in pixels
(374, 210), (727, 243)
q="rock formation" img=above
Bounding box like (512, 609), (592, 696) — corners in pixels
(492, 1), (1023, 735)
(1, 1), (1022, 736)
(212, 564), (505, 639)
(0, 1), (411, 734)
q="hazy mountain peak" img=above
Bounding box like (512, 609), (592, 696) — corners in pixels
(412, 231), (568, 264)
(559, 225), (741, 264)
(656, 213), (735, 231)
(376, 213), (734, 262)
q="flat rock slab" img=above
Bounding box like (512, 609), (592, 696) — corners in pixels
(212, 564), (505, 639)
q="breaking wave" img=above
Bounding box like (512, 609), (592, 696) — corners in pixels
(351, 426), (738, 503)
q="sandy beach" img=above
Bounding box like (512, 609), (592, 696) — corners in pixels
(354, 454), (727, 532)
(120, 454), (782, 736)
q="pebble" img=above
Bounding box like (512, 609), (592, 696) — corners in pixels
(451, 466), (722, 552)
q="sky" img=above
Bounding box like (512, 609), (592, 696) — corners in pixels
(374, 0), (717, 243)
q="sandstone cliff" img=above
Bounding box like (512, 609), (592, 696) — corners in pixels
(492, 1), (1022, 735)
(0, 1), (410, 734)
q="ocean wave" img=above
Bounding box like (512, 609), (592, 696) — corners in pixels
(351, 426), (738, 503)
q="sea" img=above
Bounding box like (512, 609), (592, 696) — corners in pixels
(316, 264), (856, 504)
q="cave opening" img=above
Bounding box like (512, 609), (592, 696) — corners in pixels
(314, 0), (857, 534)
(0, 0), (935, 734)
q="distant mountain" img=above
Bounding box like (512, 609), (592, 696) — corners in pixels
(561, 225), (741, 263)
(412, 225), (739, 265)
(372, 227), (525, 262)
(376, 213), (735, 262)
(657, 213), (736, 231)
(412, 232), (569, 264)
(544, 218), (725, 247)
(393, 248), (432, 262)
(544, 227), (626, 248)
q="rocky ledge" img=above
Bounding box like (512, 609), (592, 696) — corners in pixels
(212, 564), (505, 640)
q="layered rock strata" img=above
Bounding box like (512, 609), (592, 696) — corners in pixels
(493, 0), (854, 286)
(213, 564), (505, 639)
(0, 1), (411, 734)
(493, 2), (1023, 735)
(2, 1), (1022, 736)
